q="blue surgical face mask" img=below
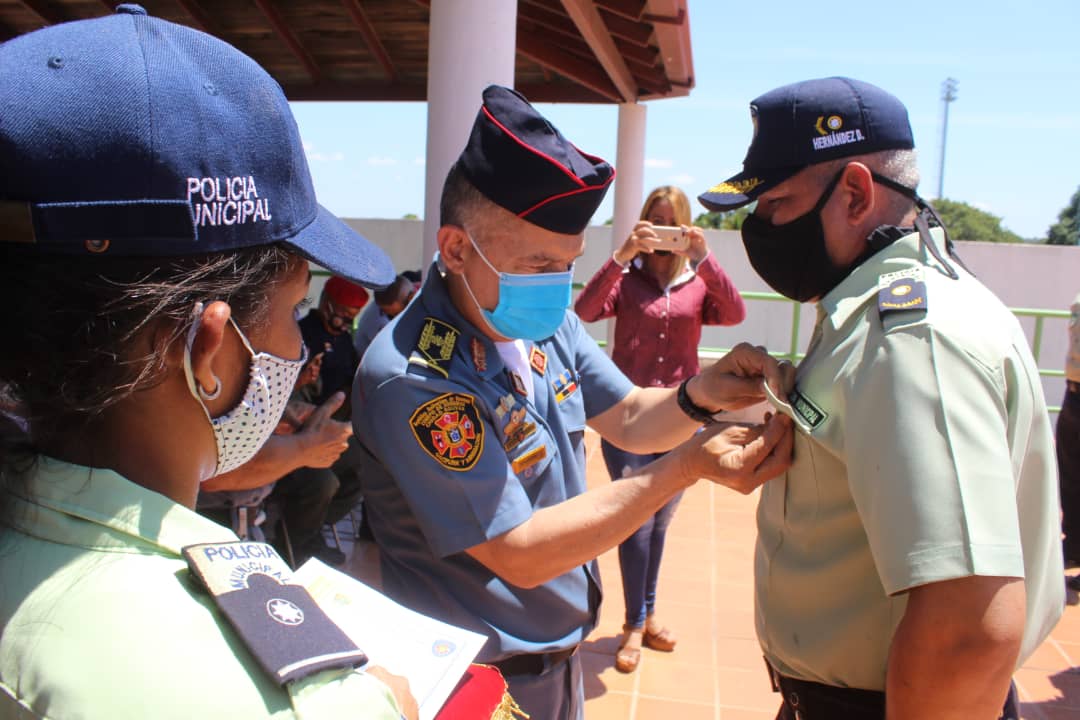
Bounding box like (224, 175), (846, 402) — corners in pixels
(461, 232), (573, 341)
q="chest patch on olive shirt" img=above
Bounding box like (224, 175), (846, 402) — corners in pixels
(790, 388), (827, 430)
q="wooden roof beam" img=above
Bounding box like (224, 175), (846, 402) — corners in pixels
(341, 0), (398, 83)
(518, 2), (581, 43)
(252, 0), (322, 83)
(517, 28), (621, 103)
(597, 8), (652, 47)
(283, 80), (611, 104)
(593, 0), (646, 22)
(17, 0), (66, 25)
(175, 0), (217, 35)
(614, 36), (659, 69)
(560, 0), (637, 102)
(645, 0), (693, 95)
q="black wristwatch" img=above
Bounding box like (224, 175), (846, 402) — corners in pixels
(676, 377), (722, 425)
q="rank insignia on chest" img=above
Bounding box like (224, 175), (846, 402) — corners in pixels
(529, 346), (548, 376)
(502, 405), (537, 452)
(182, 541), (367, 685)
(509, 371), (528, 396)
(409, 392), (485, 471)
(877, 268), (928, 317)
(552, 369), (578, 403)
(512, 444), (547, 476)
(470, 337), (487, 373)
(411, 317), (459, 378)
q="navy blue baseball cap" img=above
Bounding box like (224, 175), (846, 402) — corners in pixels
(698, 77), (915, 211)
(457, 85), (614, 235)
(0, 4), (394, 289)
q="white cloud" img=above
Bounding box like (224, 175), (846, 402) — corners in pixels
(302, 141), (344, 163)
(367, 156), (399, 167)
(668, 173), (696, 185)
(645, 158), (674, 168)
(413, 156), (426, 166)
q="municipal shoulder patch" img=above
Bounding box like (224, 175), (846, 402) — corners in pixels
(877, 267), (927, 317)
(410, 392), (485, 471)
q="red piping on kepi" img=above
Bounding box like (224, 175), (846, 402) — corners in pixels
(482, 106), (586, 188)
(517, 175), (616, 221)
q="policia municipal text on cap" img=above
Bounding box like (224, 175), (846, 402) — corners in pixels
(0, 6), (418, 718)
(698, 76), (1063, 720)
(353, 85), (795, 720)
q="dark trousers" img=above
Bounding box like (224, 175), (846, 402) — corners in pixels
(1059, 387), (1080, 560)
(771, 671), (1020, 720)
(270, 436), (365, 551)
(600, 439), (682, 627)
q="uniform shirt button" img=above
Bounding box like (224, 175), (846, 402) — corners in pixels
(659, 333), (665, 339)
(658, 357), (664, 363)
(660, 311), (667, 318)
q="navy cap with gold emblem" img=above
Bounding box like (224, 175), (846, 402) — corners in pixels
(699, 77), (914, 211)
(457, 85), (615, 234)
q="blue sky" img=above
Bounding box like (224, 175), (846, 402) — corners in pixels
(291, 0), (1080, 240)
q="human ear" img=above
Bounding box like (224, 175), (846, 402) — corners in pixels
(189, 301), (231, 403)
(437, 225), (470, 274)
(838, 162), (875, 226)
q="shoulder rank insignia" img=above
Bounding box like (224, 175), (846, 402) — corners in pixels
(410, 392), (484, 471)
(470, 337), (487, 374)
(529, 346), (547, 376)
(410, 317), (459, 378)
(552, 369), (578, 403)
(182, 541), (367, 685)
(877, 268), (927, 316)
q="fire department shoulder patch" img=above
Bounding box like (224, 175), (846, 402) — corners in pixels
(410, 393), (485, 471)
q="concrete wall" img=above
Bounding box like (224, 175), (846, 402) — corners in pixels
(319, 218), (1080, 413)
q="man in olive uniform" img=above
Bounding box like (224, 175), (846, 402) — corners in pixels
(698, 77), (1063, 720)
(354, 85), (795, 720)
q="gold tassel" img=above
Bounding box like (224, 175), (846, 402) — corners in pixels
(490, 689), (529, 720)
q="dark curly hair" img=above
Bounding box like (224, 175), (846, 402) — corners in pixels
(0, 244), (299, 525)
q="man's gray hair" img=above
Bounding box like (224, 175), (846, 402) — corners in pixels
(814, 149), (920, 221)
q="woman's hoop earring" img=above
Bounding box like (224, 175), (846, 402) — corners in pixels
(198, 375), (222, 401)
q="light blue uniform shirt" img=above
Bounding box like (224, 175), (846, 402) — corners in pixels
(353, 263), (632, 661)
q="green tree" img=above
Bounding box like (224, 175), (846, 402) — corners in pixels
(931, 199), (1023, 243)
(694, 207), (750, 230)
(402, 213), (419, 220)
(1046, 187), (1080, 245)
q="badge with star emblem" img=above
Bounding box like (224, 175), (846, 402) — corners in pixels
(410, 392), (485, 471)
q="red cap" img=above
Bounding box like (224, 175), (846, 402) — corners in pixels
(323, 275), (369, 309)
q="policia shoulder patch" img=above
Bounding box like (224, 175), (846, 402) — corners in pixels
(182, 541), (367, 685)
(410, 392), (485, 471)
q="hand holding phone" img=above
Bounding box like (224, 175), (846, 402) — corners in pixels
(650, 225), (690, 252)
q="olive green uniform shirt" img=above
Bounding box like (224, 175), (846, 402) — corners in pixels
(757, 230), (1064, 690)
(1065, 293), (1080, 383)
(0, 458), (401, 719)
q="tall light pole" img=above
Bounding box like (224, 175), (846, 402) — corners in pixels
(937, 77), (958, 199)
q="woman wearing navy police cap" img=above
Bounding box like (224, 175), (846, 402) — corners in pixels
(0, 7), (415, 719)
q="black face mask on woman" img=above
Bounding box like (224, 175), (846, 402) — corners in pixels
(740, 170), (850, 303)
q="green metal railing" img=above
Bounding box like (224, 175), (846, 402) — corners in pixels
(321, 273), (1069, 413)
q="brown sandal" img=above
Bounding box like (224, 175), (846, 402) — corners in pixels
(643, 624), (677, 652)
(615, 624), (642, 673)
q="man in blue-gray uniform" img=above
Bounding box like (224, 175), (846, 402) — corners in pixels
(354, 85), (794, 720)
(698, 77), (1063, 720)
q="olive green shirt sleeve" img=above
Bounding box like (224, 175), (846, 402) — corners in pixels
(843, 323), (1025, 595)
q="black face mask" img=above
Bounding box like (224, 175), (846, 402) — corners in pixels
(740, 170), (849, 302)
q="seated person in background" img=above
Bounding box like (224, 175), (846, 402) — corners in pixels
(354, 271), (421, 359)
(301, 275), (367, 415)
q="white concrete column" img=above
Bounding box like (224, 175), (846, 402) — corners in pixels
(607, 102), (647, 349)
(422, 0), (517, 273)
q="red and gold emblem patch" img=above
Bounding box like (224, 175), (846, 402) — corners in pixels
(529, 346), (547, 376)
(410, 393), (485, 471)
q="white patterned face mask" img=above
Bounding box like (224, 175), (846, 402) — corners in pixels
(184, 305), (308, 476)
